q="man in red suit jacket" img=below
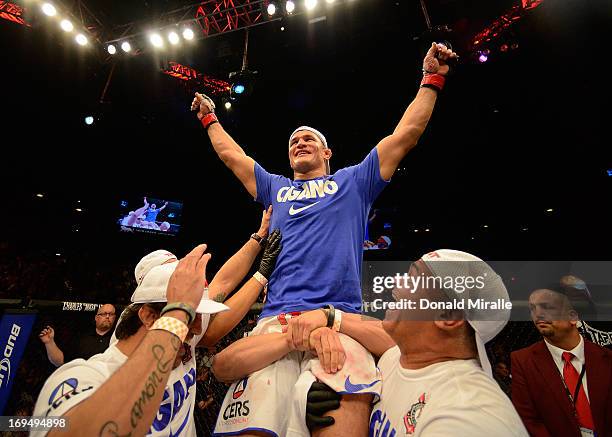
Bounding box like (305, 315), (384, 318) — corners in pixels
(511, 287), (612, 437)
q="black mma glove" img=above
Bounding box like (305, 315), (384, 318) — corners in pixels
(257, 229), (282, 280)
(306, 382), (341, 431)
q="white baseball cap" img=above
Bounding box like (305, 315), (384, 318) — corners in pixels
(131, 250), (229, 315)
(289, 126), (331, 175)
(421, 249), (510, 377)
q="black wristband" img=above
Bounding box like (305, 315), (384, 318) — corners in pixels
(324, 304), (335, 328)
(161, 302), (196, 325)
(250, 233), (264, 245)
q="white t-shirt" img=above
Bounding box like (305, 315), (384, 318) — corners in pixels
(369, 346), (528, 437)
(32, 330), (206, 437)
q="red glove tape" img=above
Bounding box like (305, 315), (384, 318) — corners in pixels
(201, 112), (219, 129)
(420, 73), (446, 92)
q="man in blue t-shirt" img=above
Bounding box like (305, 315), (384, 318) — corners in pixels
(145, 199), (168, 223)
(192, 43), (457, 437)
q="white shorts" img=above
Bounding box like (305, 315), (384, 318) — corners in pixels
(213, 313), (381, 437)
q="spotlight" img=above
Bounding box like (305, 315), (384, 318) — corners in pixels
(36, 193), (44, 198)
(500, 43), (509, 52)
(107, 44), (117, 55)
(305, 0), (317, 10)
(41, 3), (56, 16)
(168, 31), (180, 45)
(546, 208), (554, 212)
(84, 116), (94, 125)
(183, 28), (194, 40)
(225, 102), (232, 109)
(286, 1), (295, 13)
(121, 41), (131, 52)
(267, 3), (276, 15)
(478, 52), (488, 63)
(60, 19), (73, 32)
(229, 70), (256, 99)
(75, 34), (88, 46)
(149, 33), (164, 48)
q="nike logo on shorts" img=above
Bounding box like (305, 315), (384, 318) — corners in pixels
(344, 376), (380, 393)
(288, 201), (320, 216)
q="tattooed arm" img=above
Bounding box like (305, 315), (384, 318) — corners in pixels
(47, 244), (212, 437)
(49, 328), (183, 437)
(206, 206), (271, 303)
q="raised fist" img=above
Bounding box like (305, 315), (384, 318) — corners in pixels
(39, 326), (55, 344)
(191, 92), (216, 120)
(423, 43), (458, 76)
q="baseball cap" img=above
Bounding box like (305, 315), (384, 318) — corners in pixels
(421, 249), (510, 377)
(289, 126), (331, 175)
(131, 250), (229, 315)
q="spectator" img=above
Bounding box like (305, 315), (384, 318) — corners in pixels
(511, 286), (612, 437)
(38, 303), (117, 366)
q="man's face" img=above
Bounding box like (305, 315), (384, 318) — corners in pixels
(529, 289), (577, 340)
(95, 304), (116, 330)
(151, 204), (157, 209)
(382, 260), (442, 347)
(288, 131), (329, 174)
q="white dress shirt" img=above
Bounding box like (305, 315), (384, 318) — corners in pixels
(544, 335), (590, 401)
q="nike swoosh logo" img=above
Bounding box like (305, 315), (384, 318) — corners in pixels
(288, 201), (320, 216)
(344, 377), (380, 393)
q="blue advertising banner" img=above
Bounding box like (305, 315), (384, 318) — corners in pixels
(0, 312), (37, 414)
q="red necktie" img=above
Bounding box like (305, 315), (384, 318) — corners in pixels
(562, 351), (594, 431)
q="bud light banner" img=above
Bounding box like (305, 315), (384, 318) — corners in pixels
(0, 312), (37, 414)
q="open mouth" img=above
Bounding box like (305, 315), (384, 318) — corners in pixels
(295, 151), (310, 158)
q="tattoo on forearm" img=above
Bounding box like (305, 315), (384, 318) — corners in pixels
(99, 421), (131, 437)
(212, 292), (225, 303)
(129, 344), (175, 429)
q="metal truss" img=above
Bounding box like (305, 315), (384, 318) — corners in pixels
(0, 1), (28, 26)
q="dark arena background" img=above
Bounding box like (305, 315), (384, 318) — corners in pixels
(1, 0), (611, 435)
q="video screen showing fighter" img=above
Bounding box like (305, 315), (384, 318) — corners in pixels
(118, 196), (182, 235)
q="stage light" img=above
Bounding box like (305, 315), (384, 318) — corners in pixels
(75, 208), (83, 212)
(75, 33), (88, 46)
(36, 193), (44, 198)
(150, 33), (164, 48)
(500, 44), (509, 52)
(425, 228), (430, 232)
(107, 44), (116, 55)
(121, 41), (131, 52)
(607, 169), (612, 176)
(546, 208), (553, 212)
(286, 1), (295, 13)
(305, 0), (317, 10)
(84, 116), (94, 125)
(229, 70), (256, 99)
(183, 28), (194, 40)
(478, 52), (488, 63)
(168, 31), (180, 45)
(267, 3), (276, 15)
(225, 102), (232, 109)
(483, 224), (488, 228)
(41, 3), (56, 16)
(281, 26), (285, 31)
(60, 19), (73, 32)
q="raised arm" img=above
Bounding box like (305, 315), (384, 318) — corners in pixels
(191, 93), (257, 197)
(159, 201), (168, 211)
(48, 244), (211, 437)
(39, 326), (65, 367)
(206, 206), (272, 303)
(377, 43), (457, 180)
(199, 228), (282, 347)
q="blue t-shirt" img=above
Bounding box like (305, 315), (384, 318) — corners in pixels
(255, 147), (389, 317)
(146, 208), (161, 222)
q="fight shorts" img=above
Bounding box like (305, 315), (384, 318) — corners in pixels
(213, 313), (381, 436)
